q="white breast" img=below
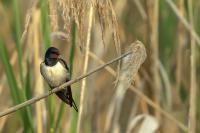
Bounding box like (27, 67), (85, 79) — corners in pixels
(40, 62), (70, 87)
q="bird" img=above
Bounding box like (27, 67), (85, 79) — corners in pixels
(40, 47), (78, 112)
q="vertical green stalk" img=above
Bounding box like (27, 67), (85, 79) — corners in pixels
(12, 0), (34, 131)
(54, 22), (77, 133)
(12, 0), (23, 85)
(24, 62), (35, 133)
(49, 95), (55, 133)
(194, 2), (200, 132)
(0, 40), (34, 132)
(40, 0), (53, 132)
(40, 0), (51, 48)
(54, 102), (65, 132)
(69, 21), (78, 133)
(69, 22), (77, 75)
(25, 62), (32, 99)
(0, 41), (20, 104)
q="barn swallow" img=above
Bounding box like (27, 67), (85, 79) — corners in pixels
(40, 47), (78, 112)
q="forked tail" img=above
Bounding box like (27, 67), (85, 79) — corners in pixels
(72, 98), (78, 112)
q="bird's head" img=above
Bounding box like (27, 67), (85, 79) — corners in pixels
(44, 47), (60, 66)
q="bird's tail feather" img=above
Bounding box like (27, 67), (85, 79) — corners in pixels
(55, 87), (78, 112)
(72, 98), (78, 112)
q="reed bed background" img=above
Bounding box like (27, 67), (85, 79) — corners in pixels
(0, 0), (199, 133)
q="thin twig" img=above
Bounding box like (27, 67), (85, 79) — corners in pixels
(176, 0), (185, 101)
(0, 51), (132, 118)
(188, 0), (197, 132)
(89, 51), (116, 76)
(133, 0), (147, 20)
(159, 61), (172, 110)
(147, 0), (161, 119)
(0, 116), (7, 132)
(165, 0), (200, 46)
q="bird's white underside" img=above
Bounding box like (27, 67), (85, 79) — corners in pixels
(40, 61), (70, 88)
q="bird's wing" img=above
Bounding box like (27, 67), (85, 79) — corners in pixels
(58, 58), (79, 112)
(58, 58), (69, 71)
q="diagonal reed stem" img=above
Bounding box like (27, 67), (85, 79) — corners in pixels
(165, 0), (200, 46)
(0, 51), (132, 118)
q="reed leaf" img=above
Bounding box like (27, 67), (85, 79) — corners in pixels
(0, 40), (34, 132)
(12, 0), (23, 85)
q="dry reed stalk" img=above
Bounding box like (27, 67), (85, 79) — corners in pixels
(57, 0), (91, 45)
(165, 0), (200, 46)
(89, 51), (116, 76)
(0, 116), (7, 132)
(105, 41), (147, 133)
(188, 0), (197, 133)
(77, 5), (94, 133)
(107, 0), (121, 77)
(126, 81), (145, 133)
(21, 11), (31, 43)
(126, 114), (159, 133)
(133, 0), (147, 20)
(57, 0), (121, 53)
(159, 61), (172, 109)
(140, 70), (152, 115)
(57, 0), (70, 36)
(32, 7), (43, 133)
(21, 0), (38, 43)
(97, 0), (122, 80)
(95, 0), (110, 30)
(140, 96), (149, 114)
(126, 115), (144, 133)
(114, 0), (127, 18)
(93, 0), (122, 87)
(176, 0), (186, 98)
(146, 0), (161, 119)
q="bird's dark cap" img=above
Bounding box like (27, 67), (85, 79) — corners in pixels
(45, 47), (60, 59)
